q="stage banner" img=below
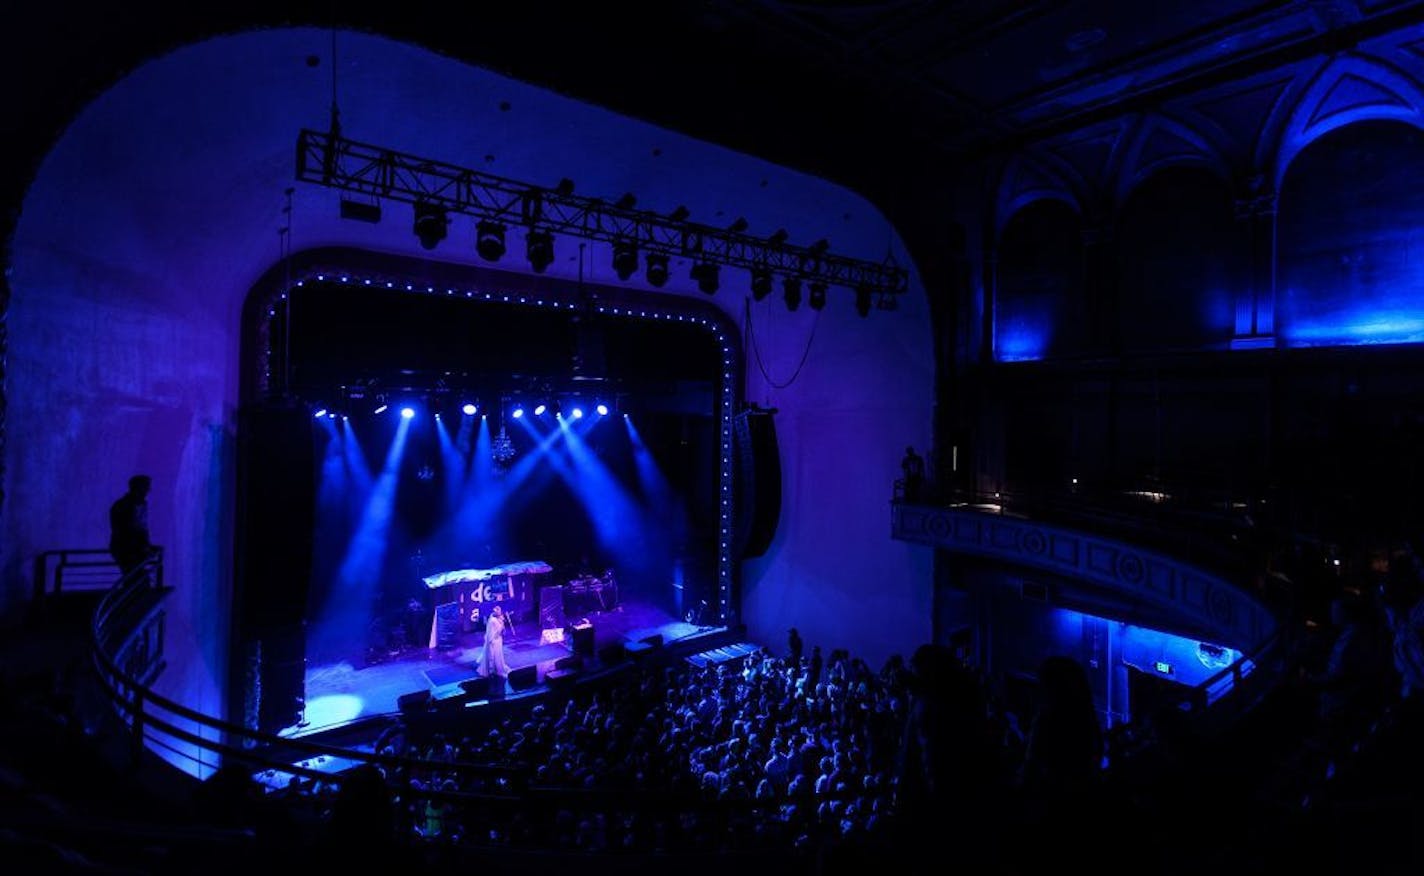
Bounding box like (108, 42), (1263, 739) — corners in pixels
(423, 560), (552, 630)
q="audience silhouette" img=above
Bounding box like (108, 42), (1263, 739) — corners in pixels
(893, 643), (1006, 871)
(1301, 590), (1391, 759)
(1012, 654), (1104, 869)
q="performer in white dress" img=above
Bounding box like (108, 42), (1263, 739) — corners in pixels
(479, 604), (512, 678)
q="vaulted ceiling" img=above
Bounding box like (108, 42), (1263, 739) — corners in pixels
(9, 1), (1424, 246)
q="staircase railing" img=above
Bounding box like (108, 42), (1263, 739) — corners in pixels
(33, 547), (155, 605)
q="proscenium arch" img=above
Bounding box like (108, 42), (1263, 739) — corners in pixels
(239, 246), (745, 622)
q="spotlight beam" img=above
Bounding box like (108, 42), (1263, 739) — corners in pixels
(430, 418), (566, 556)
(311, 414), (413, 661)
(540, 415), (651, 572)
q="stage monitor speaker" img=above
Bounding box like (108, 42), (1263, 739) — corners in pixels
(554, 654), (584, 671)
(397, 690), (432, 714)
(571, 622), (595, 659)
(508, 665), (538, 690)
(733, 409), (781, 559)
(459, 677), (491, 699)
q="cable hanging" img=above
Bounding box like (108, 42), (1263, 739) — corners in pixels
(745, 298), (818, 391)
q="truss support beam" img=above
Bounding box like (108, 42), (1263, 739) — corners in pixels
(296, 128), (907, 297)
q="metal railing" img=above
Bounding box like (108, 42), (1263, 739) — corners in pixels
(34, 547), (165, 604)
(937, 485), (1268, 581)
(892, 489), (1302, 742)
(1156, 569), (1298, 736)
(91, 553), (169, 693)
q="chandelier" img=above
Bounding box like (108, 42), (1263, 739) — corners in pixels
(491, 424), (517, 469)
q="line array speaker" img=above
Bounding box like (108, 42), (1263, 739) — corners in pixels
(235, 403), (316, 636)
(733, 409), (781, 559)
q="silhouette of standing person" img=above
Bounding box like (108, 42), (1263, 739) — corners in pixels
(1014, 655), (1104, 869)
(895, 643), (1006, 872)
(807, 645), (823, 689)
(788, 627), (803, 666)
(900, 445), (925, 501)
(109, 474), (155, 582)
(1301, 590), (1388, 758)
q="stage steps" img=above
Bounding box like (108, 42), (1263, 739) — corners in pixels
(683, 641), (759, 668)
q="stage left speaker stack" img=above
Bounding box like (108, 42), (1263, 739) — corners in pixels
(232, 401), (316, 736)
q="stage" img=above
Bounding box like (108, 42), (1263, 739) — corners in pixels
(290, 596), (718, 737)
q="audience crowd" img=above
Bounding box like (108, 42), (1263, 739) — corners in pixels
(249, 638), (1130, 871)
(242, 537), (1424, 872)
(7, 537), (1424, 873)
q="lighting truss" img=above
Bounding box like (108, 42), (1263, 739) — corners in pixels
(296, 128), (908, 298)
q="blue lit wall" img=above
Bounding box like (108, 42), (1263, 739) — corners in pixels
(994, 168), (1241, 363)
(968, 555), (1259, 729)
(1279, 120), (1424, 348)
(1114, 167), (1239, 354)
(994, 199), (1083, 362)
(1116, 622), (1242, 696)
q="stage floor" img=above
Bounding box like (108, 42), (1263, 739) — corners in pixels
(290, 598), (712, 737)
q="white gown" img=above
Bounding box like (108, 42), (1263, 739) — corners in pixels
(479, 612), (510, 678)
